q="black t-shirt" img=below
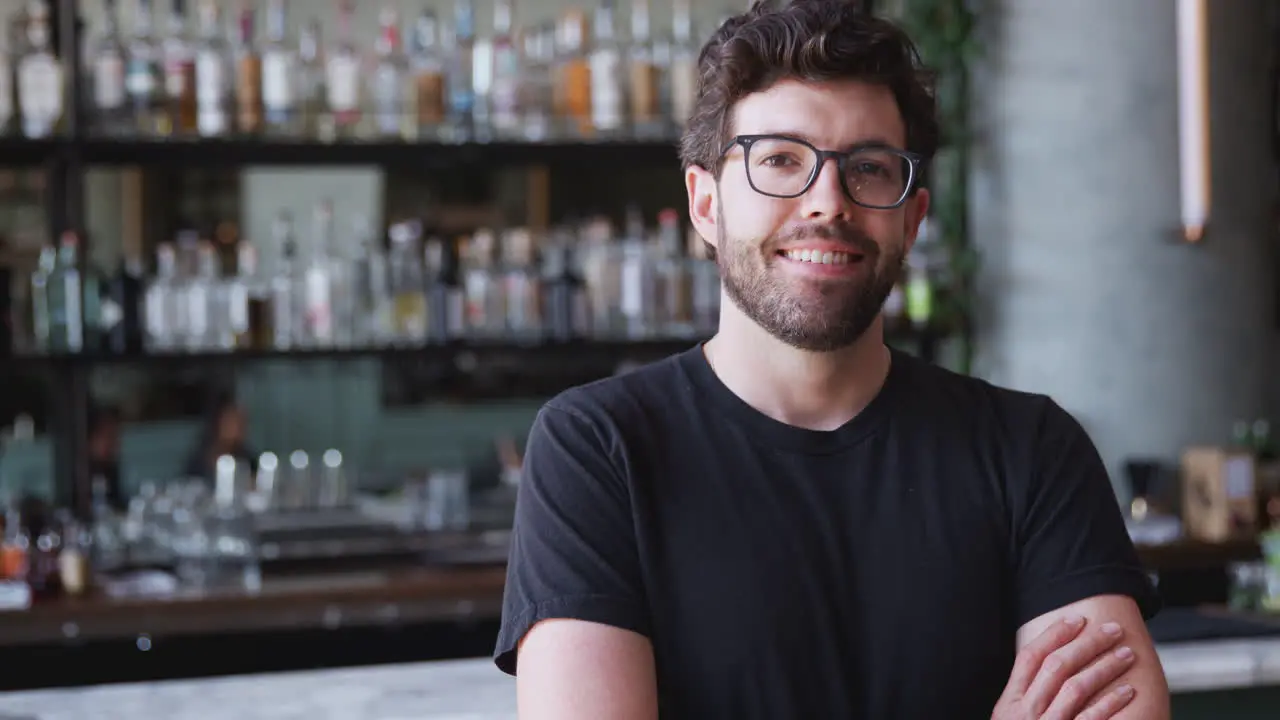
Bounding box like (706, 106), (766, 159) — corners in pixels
(495, 345), (1160, 719)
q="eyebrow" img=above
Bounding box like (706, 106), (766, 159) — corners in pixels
(748, 130), (902, 152)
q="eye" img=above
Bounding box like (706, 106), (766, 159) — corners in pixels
(850, 161), (890, 178)
(758, 153), (800, 168)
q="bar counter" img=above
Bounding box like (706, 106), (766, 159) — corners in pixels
(1, 635), (1279, 720)
(0, 565), (506, 647)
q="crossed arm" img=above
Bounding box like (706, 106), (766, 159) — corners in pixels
(515, 594), (1170, 720)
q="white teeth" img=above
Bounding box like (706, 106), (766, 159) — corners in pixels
(783, 249), (854, 265)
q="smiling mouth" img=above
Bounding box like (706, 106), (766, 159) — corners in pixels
(777, 248), (865, 266)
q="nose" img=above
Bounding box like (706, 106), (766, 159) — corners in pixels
(799, 155), (852, 221)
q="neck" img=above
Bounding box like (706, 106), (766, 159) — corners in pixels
(705, 304), (892, 432)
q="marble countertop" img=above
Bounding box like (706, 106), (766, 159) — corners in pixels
(1, 637), (1279, 719)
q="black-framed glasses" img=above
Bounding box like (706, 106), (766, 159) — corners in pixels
(721, 134), (921, 209)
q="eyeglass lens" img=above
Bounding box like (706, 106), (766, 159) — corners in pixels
(745, 138), (911, 208)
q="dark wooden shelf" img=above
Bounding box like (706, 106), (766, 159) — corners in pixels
(0, 137), (61, 166)
(75, 136), (682, 169)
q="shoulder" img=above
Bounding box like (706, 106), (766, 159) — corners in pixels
(540, 351), (695, 441)
(896, 352), (1082, 447)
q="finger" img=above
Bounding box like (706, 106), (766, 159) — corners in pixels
(1070, 683), (1136, 720)
(1039, 646), (1137, 720)
(1005, 615), (1087, 695)
(1023, 621), (1125, 716)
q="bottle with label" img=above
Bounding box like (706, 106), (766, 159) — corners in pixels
(388, 220), (427, 345)
(557, 11), (592, 138)
(270, 217), (297, 350)
(125, 0), (164, 136)
(104, 255), (144, 355)
(260, 0), (297, 135)
(629, 0), (662, 138)
(29, 245), (55, 352)
(352, 217), (393, 346)
(234, 5), (262, 135)
(501, 228), (542, 340)
(488, 0), (521, 138)
(370, 7), (406, 139)
(90, 0), (129, 135)
(296, 20), (326, 140)
(589, 1), (625, 137)
(162, 0), (196, 135)
(325, 0), (361, 140)
(47, 231), (83, 353)
(669, 0), (698, 131)
(447, 0), (476, 141)
(17, 1), (63, 139)
(518, 24), (554, 142)
(543, 235), (590, 342)
(408, 9), (446, 141)
(193, 0), (230, 137)
(426, 236), (464, 343)
(143, 242), (178, 351)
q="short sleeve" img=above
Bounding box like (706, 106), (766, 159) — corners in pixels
(1013, 400), (1162, 626)
(493, 400), (650, 676)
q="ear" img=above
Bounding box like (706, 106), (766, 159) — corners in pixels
(902, 188), (930, 254)
(686, 165), (720, 253)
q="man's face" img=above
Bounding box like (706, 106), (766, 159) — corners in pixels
(687, 78), (930, 352)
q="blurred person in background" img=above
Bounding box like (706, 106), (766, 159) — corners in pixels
(183, 393), (257, 482)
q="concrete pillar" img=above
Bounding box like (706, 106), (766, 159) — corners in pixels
(968, 0), (1277, 488)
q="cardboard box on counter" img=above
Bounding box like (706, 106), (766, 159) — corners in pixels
(1181, 446), (1257, 542)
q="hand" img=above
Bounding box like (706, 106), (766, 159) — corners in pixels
(992, 615), (1138, 720)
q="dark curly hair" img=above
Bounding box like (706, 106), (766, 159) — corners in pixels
(679, 0), (939, 182)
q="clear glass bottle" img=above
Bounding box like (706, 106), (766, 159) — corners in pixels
(488, 0), (520, 138)
(300, 201), (335, 348)
(408, 9), (446, 141)
(233, 4), (262, 136)
(125, 0), (164, 136)
(669, 0), (698, 130)
(90, 0), (129, 135)
(629, 0), (662, 138)
(17, 1), (63, 139)
(325, 0), (361, 140)
(296, 20), (326, 140)
(144, 242), (181, 351)
(46, 231), (83, 353)
(370, 7), (406, 139)
(161, 0), (196, 136)
(0, 9), (13, 136)
(447, 0), (476, 141)
(193, 0), (230, 137)
(29, 246), (55, 352)
(270, 214), (297, 350)
(388, 221), (426, 345)
(261, 0), (297, 135)
(589, 1), (625, 137)
(518, 24), (553, 142)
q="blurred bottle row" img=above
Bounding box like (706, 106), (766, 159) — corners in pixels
(0, 0), (714, 143)
(11, 203), (723, 355)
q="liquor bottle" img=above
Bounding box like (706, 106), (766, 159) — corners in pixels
(143, 242), (180, 351)
(29, 246), (55, 352)
(103, 255), (144, 355)
(17, 1), (62, 139)
(543, 236), (590, 341)
(125, 0), (164, 135)
(162, 0), (196, 135)
(370, 7), (406, 139)
(447, 0), (476, 141)
(670, 0), (698, 129)
(325, 0), (361, 140)
(558, 11), (591, 137)
(270, 216), (297, 350)
(425, 237), (464, 343)
(589, 1), (626, 137)
(407, 9), (446, 140)
(193, 0), (230, 137)
(488, 0), (521, 137)
(296, 20), (326, 140)
(261, 0), (297, 135)
(89, 0), (128, 135)
(234, 3), (262, 135)
(518, 24), (553, 142)
(46, 231), (83, 353)
(629, 0), (662, 138)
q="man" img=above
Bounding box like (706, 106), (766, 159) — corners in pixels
(495, 2), (1168, 718)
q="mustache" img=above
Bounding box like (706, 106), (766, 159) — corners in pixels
(770, 222), (879, 256)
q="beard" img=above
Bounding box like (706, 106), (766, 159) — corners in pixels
(717, 211), (906, 352)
